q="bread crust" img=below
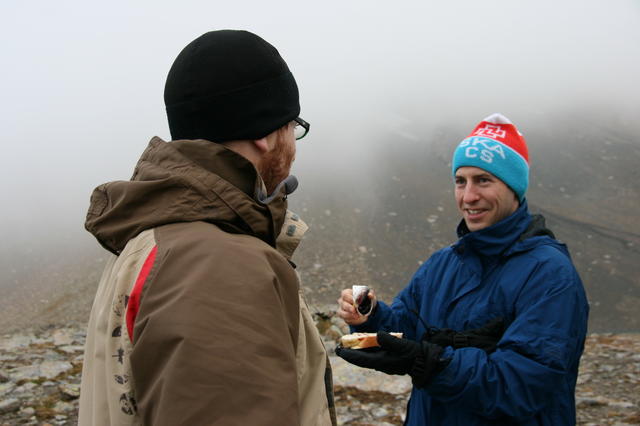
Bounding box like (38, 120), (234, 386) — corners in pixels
(340, 332), (403, 349)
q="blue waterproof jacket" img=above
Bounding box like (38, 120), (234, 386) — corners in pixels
(354, 201), (589, 425)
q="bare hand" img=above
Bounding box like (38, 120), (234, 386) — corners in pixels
(337, 288), (377, 326)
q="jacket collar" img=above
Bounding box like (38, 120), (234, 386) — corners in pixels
(453, 199), (532, 259)
(275, 210), (309, 264)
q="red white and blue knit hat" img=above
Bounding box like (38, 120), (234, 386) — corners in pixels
(452, 113), (529, 201)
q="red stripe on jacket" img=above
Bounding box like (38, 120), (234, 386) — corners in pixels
(126, 245), (158, 342)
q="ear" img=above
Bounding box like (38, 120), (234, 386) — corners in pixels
(253, 137), (269, 154)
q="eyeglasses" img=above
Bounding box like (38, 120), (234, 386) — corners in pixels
(293, 117), (310, 140)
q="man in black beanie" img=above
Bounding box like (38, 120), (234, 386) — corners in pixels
(79, 30), (336, 426)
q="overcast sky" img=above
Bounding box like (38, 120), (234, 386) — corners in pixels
(1, 0), (639, 248)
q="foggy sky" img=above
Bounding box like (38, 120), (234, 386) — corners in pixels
(1, 0), (639, 250)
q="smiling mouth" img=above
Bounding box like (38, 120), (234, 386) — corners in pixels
(465, 209), (487, 218)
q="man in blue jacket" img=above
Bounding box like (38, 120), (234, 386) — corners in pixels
(336, 113), (589, 425)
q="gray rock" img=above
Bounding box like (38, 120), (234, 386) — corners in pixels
(0, 382), (16, 397)
(59, 383), (80, 400)
(0, 398), (21, 414)
(0, 334), (35, 351)
(577, 373), (592, 385)
(9, 364), (41, 382)
(0, 370), (9, 383)
(9, 360), (73, 382)
(599, 364), (616, 373)
(576, 396), (609, 407)
(53, 400), (74, 413)
(330, 356), (412, 394)
(19, 406), (35, 416)
(625, 373), (639, 381)
(0, 354), (18, 362)
(42, 349), (67, 361)
(372, 406), (389, 418)
(14, 382), (37, 393)
(39, 360), (73, 379)
(607, 399), (634, 409)
(336, 412), (359, 423)
(52, 329), (75, 346)
(330, 317), (351, 335)
(57, 345), (84, 354)
(325, 325), (344, 341)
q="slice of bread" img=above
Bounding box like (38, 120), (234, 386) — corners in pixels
(340, 332), (403, 349)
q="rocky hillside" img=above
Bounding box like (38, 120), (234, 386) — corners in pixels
(1, 314), (639, 425)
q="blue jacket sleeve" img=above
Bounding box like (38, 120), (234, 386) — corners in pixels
(425, 258), (588, 421)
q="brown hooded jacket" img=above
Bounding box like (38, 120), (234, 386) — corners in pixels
(79, 137), (333, 425)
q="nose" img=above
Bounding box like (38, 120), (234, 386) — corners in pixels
(462, 183), (480, 204)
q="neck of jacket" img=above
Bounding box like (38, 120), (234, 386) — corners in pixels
(453, 200), (560, 267)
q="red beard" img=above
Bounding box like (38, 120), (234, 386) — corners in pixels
(259, 133), (295, 194)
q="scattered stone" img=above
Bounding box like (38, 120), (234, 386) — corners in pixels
(40, 360), (74, 380)
(0, 334), (35, 351)
(59, 383), (80, 400)
(577, 396), (609, 408)
(57, 345), (84, 354)
(19, 406), (35, 416)
(15, 382), (38, 393)
(0, 354), (18, 362)
(577, 373), (592, 384)
(9, 364), (41, 382)
(52, 329), (75, 347)
(0, 398), (21, 414)
(330, 356), (412, 394)
(53, 401), (74, 413)
(372, 406), (389, 417)
(608, 400), (635, 409)
(0, 321), (638, 425)
(324, 325), (344, 342)
(0, 382), (16, 397)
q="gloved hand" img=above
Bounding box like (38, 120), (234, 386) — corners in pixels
(336, 331), (449, 387)
(425, 317), (505, 353)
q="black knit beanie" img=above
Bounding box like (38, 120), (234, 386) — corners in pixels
(164, 30), (300, 142)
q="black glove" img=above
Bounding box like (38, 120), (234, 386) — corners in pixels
(424, 317), (505, 353)
(336, 331), (449, 388)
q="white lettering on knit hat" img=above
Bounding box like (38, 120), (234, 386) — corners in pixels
(459, 137), (506, 164)
(473, 123), (507, 139)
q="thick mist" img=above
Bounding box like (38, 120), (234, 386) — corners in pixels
(1, 0), (639, 331)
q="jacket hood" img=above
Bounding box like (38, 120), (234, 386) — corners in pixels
(454, 199), (564, 259)
(85, 137), (289, 254)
